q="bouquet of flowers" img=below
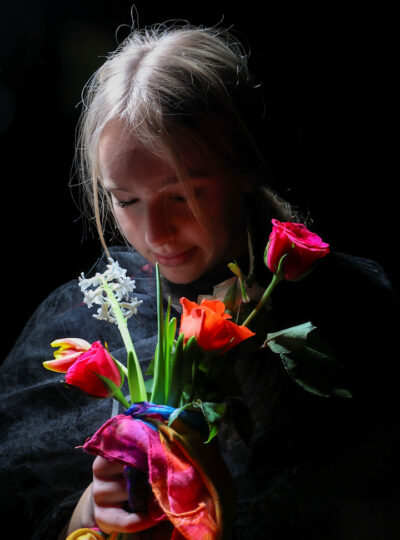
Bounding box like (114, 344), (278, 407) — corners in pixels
(44, 220), (351, 540)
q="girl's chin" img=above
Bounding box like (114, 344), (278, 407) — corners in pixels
(154, 247), (197, 268)
(139, 246), (220, 284)
(158, 266), (204, 285)
(158, 260), (212, 285)
(149, 247), (207, 284)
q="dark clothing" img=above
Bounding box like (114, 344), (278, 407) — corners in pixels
(0, 249), (158, 538)
(0, 245), (398, 538)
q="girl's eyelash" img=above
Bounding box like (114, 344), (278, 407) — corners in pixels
(172, 188), (203, 203)
(172, 195), (187, 203)
(115, 199), (138, 208)
(113, 188), (203, 208)
(116, 196), (186, 208)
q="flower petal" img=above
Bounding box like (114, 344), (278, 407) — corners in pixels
(51, 337), (92, 349)
(266, 219), (330, 280)
(65, 341), (122, 397)
(179, 297), (254, 352)
(43, 352), (83, 373)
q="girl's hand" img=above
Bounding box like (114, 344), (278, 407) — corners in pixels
(91, 456), (156, 534)
(65, 456), (157, 536)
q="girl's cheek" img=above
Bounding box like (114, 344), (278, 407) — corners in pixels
(113, 208), (126, 231)
(114, 210), (139, 236)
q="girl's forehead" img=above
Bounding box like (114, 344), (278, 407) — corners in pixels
(98, 122), (216, 187)
(99, 132), (168, 184)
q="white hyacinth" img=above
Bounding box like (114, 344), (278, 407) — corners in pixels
(79, 258), (142, 324)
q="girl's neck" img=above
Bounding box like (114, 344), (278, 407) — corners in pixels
(162, 250), (249, 307)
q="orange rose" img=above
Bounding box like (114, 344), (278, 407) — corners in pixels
(179, 298), (255, 352)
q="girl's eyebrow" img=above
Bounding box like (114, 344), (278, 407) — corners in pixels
(103, 170), (210, 193)
(161, 170), (210, 187)
(102, 182), (131, 194)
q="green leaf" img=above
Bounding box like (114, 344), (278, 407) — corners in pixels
(265, 321), (317, 353)
(198, 401), (228, 443)
(263, 238), (271, 268)
(124, 347), (147, 403)
(187, 339), (209, 404)
(179, 336), (202, 405)
(95, 373), (131, 409)
(151, 264), (177, 404)
(228, 261), (249, 303)
(145, 355), (155, 376)
(126, 351), (135, 403)
(110, 354), (125, 387)
(223, 278), (241, 313)
(265, 322), (352, 398)
(166, 333), (185, 407)
(280, 349), (352, 398)
(167, 401), (194, 426)
(150, 264), (166, 403)
(144, 376), (154, 394)
(165, 315), (177, 398)
(168, 400), (228, 444)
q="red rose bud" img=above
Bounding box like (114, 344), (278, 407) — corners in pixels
(64, 341), (122, 397)
(265, 219), (330, 281)
(179, 298), (255, 353)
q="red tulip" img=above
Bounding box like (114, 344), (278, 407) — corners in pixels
(44, 340), (122, 397)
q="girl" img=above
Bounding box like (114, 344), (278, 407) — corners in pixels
(65, 24), (295, 536)
(1, 23), (397, 539)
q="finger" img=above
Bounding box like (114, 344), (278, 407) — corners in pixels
(93, 476), (128, 506)
(94, 506), (157, 534)
(93, 456), (126, 479)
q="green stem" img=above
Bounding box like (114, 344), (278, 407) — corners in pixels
(101, 278), (147, 402)
(242, 273), (283, 328)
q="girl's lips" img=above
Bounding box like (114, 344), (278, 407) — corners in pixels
(154, 247), (196, 267)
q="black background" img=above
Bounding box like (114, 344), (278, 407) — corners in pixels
(1, 3), (397, 357)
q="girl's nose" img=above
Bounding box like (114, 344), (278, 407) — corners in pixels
(144, 202), (175, 248)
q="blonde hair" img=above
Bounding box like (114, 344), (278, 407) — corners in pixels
(75, 22), (294, 251)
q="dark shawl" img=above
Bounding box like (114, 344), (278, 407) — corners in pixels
(0, 243), (398, 539)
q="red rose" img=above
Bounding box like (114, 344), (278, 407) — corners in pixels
(61, 341), (122, 397)
(179, 298), (255, 353)
(265, 219), (330, 281)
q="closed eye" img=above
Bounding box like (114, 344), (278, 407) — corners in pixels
(172, 195), (187, 203)
(114, 198), (139, 208)
(171, 187), (204, 204)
